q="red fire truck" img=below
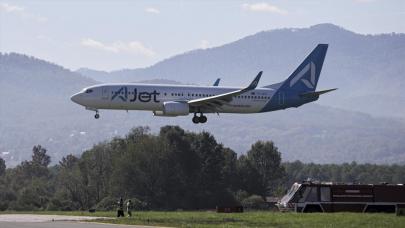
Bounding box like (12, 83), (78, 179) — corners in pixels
(278, 181), (405, 213)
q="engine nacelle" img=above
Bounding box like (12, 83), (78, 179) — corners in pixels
(153, 101), (189, 116)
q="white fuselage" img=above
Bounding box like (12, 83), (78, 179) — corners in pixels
(71, 84), (277, 114)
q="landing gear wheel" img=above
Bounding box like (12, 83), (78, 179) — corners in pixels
(94, 113), (100, 119)
(199, 115), (207, 123)
(192, 115), (200, 124)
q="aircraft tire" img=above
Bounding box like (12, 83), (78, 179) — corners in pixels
(95, 113), (100, 119)
(199, 116), (207, 123)
(192, 116), (199, 124)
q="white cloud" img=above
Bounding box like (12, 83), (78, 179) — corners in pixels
(0, 2), (24, 12)
(242, 2), (287, 15)
(81, 38), (117, 52)
(145, 7), (160, 14)
(0, 2), (47, 22)
(81, 38), (156, 57)
(199, 40), (210, 49)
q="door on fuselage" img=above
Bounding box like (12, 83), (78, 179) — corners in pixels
(102, 87), (109, 100)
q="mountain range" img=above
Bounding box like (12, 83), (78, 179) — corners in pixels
(1, 23), (405, 166)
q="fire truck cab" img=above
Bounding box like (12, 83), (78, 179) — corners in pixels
(278, 181), (405, 213)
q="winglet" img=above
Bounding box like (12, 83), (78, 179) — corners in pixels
(244, 71), (262, 91)
(213, 78), (221, 86)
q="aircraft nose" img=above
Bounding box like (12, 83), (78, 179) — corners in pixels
(70, 93), (82, 104)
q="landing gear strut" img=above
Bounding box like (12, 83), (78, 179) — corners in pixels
(192, 113), (207, 124)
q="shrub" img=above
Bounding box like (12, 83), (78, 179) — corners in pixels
(241, 195), (267, 210)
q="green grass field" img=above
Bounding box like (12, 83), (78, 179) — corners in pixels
(2, 211), (405, 227)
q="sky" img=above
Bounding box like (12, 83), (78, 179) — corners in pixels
(1, 0), (404, 71)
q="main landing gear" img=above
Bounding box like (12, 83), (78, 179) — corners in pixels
(192, 113), (207, 124)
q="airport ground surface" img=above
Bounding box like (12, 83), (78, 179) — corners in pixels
(1, 211), (404, 227)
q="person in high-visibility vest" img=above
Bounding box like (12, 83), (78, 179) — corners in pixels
(126, 199), (133, 217)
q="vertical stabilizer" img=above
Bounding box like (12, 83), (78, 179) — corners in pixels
(279, 44), (328, 93)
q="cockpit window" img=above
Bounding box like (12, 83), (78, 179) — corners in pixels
(85, 89), (93, 93)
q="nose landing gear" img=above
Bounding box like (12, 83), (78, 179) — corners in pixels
(86, 107), (100, 119)
(192, 113), (207, 124)
(94, 111), (100, 119)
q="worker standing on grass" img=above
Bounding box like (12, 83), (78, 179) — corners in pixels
(117, 197), (125, 217)
(127, 199), (133, 217)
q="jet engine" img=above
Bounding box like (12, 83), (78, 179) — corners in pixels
(153, 101), (189, 116)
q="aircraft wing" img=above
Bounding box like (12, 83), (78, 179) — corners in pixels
(188, 72), (262, 111)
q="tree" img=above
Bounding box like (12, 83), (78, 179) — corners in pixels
(237, 155), (263, 196)
(0, 157), (5, 176)
(32, 145), (51, 167)
(241, 141), (285, 198)
(30, 145), (51, 177)
(54, 154), (85, 210)
(190, 131), (234, 208)
(59, 154), (79, 170)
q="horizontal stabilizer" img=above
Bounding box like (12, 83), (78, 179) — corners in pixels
(299, 88), (337, 98)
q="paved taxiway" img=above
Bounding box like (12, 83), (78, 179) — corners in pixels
(0, 221), (164, 228)
(0, 214), (167, 228)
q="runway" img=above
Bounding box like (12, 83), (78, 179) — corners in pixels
(0, 214), (167, 228)
(0, 221), (163, 228)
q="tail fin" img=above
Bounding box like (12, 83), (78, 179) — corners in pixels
(279, 44), (328, 93)
(213, 78), (220, 86)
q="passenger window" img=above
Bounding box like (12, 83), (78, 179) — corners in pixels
(320, 187), (331, 202)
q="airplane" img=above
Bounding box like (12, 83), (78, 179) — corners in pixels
(71, 44), (336, 124)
